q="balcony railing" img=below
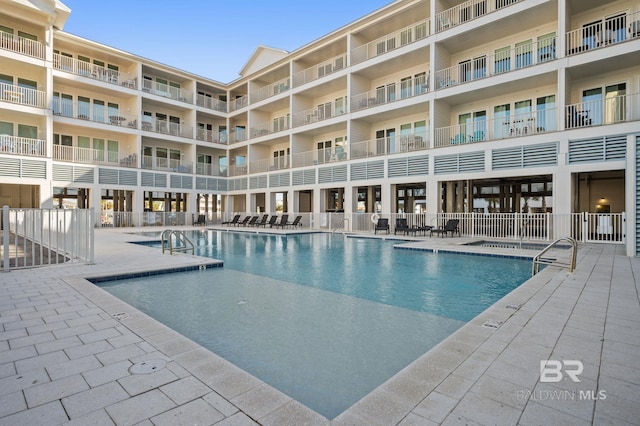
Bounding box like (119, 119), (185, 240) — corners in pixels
(0, 30), (45, 59)
(229, 128), (247, 144)
(142, 80), (192, 104)
(53, 54), (135, 88)
(142, 155), (192, 173)
(52, 145), (136, 167)
(566, 11), (640, 56)
(292, 101), (347, 127)
(250, 118), (290, 139)
(228, 164), (247, 177)
(52, 99), (138, 128)
(196, 129), (227, 144)
(351, 133), (429, 159)
(565, 93), (639, 130)
(249, 156), (290, 174)
(435, 37), (556, 89)
(195, 162), (226, 177)
(196, 94), (227, 112)
(228, 95), (248, 112)
(434, 109), (557, 148)
(141, 118), (192, 138)
(351, 74), (428, 112)
(0, 83), (46, 108)
(293, 53), (347, 87)
(435, 0), (522, 33)
(252, 77), (290, 103)
(351, 19), (429, 65)
(291, 147), (348, 168)
(0, 135), (46, 157)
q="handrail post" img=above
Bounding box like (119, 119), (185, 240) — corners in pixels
(3, 205), (9, 272)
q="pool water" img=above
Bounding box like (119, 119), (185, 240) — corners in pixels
(98, 231), (532, 419)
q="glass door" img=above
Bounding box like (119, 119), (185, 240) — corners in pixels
(582, 88), (603, 125)
(605, 83), (626, 124)
(494, 104), (510, 138)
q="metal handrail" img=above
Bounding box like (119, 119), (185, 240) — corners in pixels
(161, 229), (194, 255)
(532, 236), (577, 276)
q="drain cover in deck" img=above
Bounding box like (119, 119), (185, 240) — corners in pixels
(129, 359), (166, 374)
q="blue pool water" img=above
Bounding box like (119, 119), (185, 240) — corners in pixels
(97, 231), (532, 419)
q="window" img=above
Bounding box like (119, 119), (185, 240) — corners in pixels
(170, 149), (181, 168)
(414, 72), (427, 94)
(77, 136), (90, 149)
(537, 32), (556, 62)
(473, 111), (486, 141)
(94, 138), (105, 162)
(108, 140), (119, 163)
(515, 40), (532, 68)
(386, 83), (396, 102)
(494, 104), (510, 138)
(401, 28), (412, 45)
(536, 95), (556, 132)
(582, 87), (603, 125)
(17, 78), (36, 90)
(78, 96), (90, 119)
(317, 140), (332, 163)
(0, 121), (12, 135)
(156, 147), (168, 168)
(605, 13), (627, 44)
(415, 22), (427, 40)
(0, 25), (13, 35)
(459, 60), (472, 82)
(582, 20), (601, 49)
(400, 76), (412, 98)
(605, 83), (626, 124)
(93, 99), (105, 122)
(335, 97), (345, 115)
(474, 56), (487, 79)
(494, 47), (511, 74)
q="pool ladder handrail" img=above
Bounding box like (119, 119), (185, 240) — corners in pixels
(161, 229), (195, 255)
(532, 236), (577, 276)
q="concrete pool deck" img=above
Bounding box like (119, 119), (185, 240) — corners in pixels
(0, 227), (638, 425)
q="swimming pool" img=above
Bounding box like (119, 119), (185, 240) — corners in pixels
(96, 231), (532, 419)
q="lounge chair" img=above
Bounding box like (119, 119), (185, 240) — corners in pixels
(254, 214), (269, 227)
(430, 219), (460, 237)
(374, 218), (390, 234)
(245, 216), (259, 226)
(394, 218), (418, 235)
(273, 214), (289, 228)
(288, 215), (303, 229)
(265, 215), (279, 228)
(194, 214), (206, 226)
(222, 214), (240, 226)
(235, 215), (251, 226)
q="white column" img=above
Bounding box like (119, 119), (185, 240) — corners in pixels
(625, 134), (637, 256)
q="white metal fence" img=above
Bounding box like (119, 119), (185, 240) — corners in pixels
(1, 207), (94, 271)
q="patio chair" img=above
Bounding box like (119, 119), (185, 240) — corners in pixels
(245, 216), (259, 226)
(265, 215), (279, 228)
(430, 219), (460, 237)
(273, 214), (289, 228)
(194, 214), (206, 226)
(288, 215), (303, 229)
(394, 218), (418, 235)
(235, 215), (252, 226)
(374, 218), (390, 234)
(254, 214), (269, 227)
(222, 214), (240, 226)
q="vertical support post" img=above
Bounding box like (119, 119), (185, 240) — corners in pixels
(3, 206), (9, 272)
(89, 208), (95, 264)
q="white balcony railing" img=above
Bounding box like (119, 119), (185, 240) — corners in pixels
(0, 83), (46, 108)
(249, 156), (290, 174)
(53, 53), (134, 88)
(566, 11), (640, 56)
(291, 147), (348, 168)
(435, 36), (556, 89)
(0, 30), (45, 59)
(0, 135), (46, 157)
(292, 100), (347, 127)
(351, 73), (428, 112)
(142, 155), (192, 173)
(52, 145), (136, 167)
(351, 133), (429, 159)
(435, 0), (522, 32)
(195, 162), (226, 177)
(141, 118), (192, 138)
(196, 94), (227, 112)
(250, 117), (290, 139)
(228, 164), (248, 177)
(252, 77), (290, 103)
(351, 19), (429, 65)
(293, 53), (347, 87)
(434, 109), (557, 148)
(142, 80), (192, 104)
(565, 93), (639, 129)
(229, 128), (247, 144)
(196, 129), (227, 144)
(228, 95), (248, 112)
(52, 98), (138, 128)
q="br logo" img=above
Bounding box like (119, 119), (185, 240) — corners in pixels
(540, 360), (584, 383)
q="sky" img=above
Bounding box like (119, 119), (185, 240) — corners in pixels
(59, 0), (394, 83)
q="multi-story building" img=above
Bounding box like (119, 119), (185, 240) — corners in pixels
(1, 0), (639, 254)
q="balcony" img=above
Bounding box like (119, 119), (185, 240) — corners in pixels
(196, 94), (227, 113)
(53, 99), (138, 128)
(293, 53), (347, 87)
(434, 109), (557, 148)
(142, 155), (192, 173)
(0, 83), (46, 108)
(351, 74), (428, 112)
(0, 30), (45, 59)
(292, 101), (347, 128)
(228, 128), (247, 144)
(142, 80), (192, 104)
(228, 164), (247, 177)
(565, 93), (639, 130)
(196, 129), (227, 144)
(52, 145), (136, 167)
(141, 118), (192, 138)
(291, 147), (347, 168)
(351, 133), (428, 159)
(566, 11), (640, 56)
(351, 19), (429, 65)
(0, 135), (46, 157)
(249, 156), (290, 174)
(249, 118), (290, 139)
(53, 54), (135, 88)
(435, 36), (556, 90)
(435, 0), (522, 33)
(252, 77), (290, 104)
(195, 162), (226, 177)
(228, 95), (248, 112)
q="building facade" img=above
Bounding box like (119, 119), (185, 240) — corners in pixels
(0, 0), (639, 254)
